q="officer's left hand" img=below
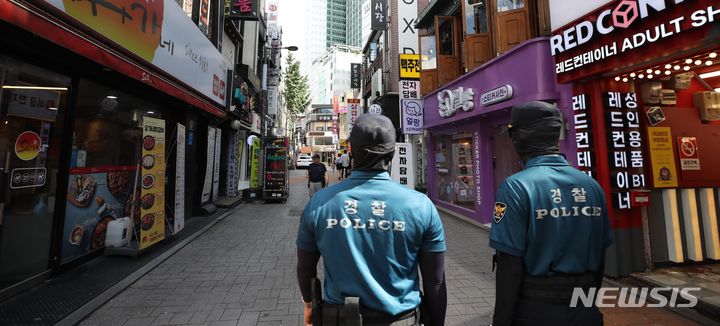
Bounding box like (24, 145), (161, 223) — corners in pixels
(303, 302), (312, 326)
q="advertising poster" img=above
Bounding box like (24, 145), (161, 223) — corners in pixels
(212, 128), (221, 202)
(249, 136), (261, 188)
(401, 99), (423, 134)
(140, 117), (166, 250)
(647, 127), (678, 188)
(201, 126), (215, 203)
(677, 137), (700, 171)
(62, 166), (136, 263)
(175, 123), (185, 233)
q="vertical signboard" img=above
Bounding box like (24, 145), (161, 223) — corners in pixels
(573, 94), (594, 177)
(201, 126), (215, 203)
(647, 127), (678, 188)
(391, 143), (415, 188)
(351, 63), (362, 89)
(175, 123), (186, 233)
(371, 0), (387, 30)
(140, 117), (166, 250)
(397, 0), (419, 54)
(212, 128), (221, 202)
(400, 80), (422, 135)
(604, 92), (645, 209)
(198, 0), (211, 34)
(399, 54), (421, 79)
(249, 137), (261, 188)
(348, 99), (361, 133)
(268, 86), (279, 115)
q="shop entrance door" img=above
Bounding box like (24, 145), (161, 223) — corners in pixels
(492, 125), (523, 190)
(0, 56), (70, 295)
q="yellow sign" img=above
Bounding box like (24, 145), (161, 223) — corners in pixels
(399, 54), (420, 79)
(140, 117), (166, 250)
(647, 127), (678, 188)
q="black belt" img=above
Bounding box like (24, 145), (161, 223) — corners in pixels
(321, 303), (417, 324)
(521, 272), (597, 303)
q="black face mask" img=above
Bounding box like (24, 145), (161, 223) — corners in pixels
(510, 116), (562, 162)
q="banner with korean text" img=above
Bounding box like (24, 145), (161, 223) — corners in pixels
(140, 117), (166, 250)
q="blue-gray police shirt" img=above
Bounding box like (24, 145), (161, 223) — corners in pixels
(489, 155), (613, 276)
(296, 170), (446, 315)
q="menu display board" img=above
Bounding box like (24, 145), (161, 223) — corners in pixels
(62, 165), (136, 263)
(249, 137), (261, 188)
(139, 117), (166, 250)
(264, 147), (287, 191)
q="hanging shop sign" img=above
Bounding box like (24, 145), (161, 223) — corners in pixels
(175, 123), (186, 233)
(268, 86), (278, 116)
(368, 104), (383, 115)
(140, 117), (166, 250)
(61, 165), (137, 263)
(647, 126), (678, 188)
(397, 0), (419, 54)
(401, 99), (423, 135)
(399, 54), (420, 79)
(201, 126), (216, 203)
(677, 137), (700, 171)
(348, 99), (361, 133)
(229, 0), (260, 20)
(438, 87), (475, 118)
(552, 1), (720, 80)
(251, 112), (262, 134)
(400, 80), (421, 100)
(351, 63), (362, 89)
(573, 94), (595, 178)
(15, 131), (41, 161)
(390, 143), (415, 189)
(44, 0), (229, 105)
(480, 85), (513, 106)
(604, 92), (645, 209)
(371, 0), (388, 30)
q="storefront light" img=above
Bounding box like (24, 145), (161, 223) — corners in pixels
(665, 71), (671, 75)
(706, 61), (713, 66)
(715, 88), (720, 92)
(683, 66), (691, 71)
(674, 65), (681, 70)
(2, 85), (68, 91)
(106, 95), (117, 99)
(614, 76), (621, 81)
(622, 77), (628, 82)
(630, 73), (636, 78)
(686, 59), (694, 64)
(665, 64), (672, 69)
(710, 53), (718, 59)
(699, 70), (720, 79)
(639, 74), (645, 79)
(654, 70), (661, 75)
(695, 60), (702, 65)
(646, 69), (653, 74)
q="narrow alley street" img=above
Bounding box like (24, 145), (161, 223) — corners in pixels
(79, 169), (703, 326)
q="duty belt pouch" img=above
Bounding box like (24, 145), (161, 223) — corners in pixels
(343, 297), (362, 326)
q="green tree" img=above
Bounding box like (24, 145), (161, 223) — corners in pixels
(282, 53), (311, 120)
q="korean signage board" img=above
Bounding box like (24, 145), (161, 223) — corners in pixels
(480, 85), (513, 106)
(399, 80), (421, 100)
(202, 126), (216, 203)
(391, 143), (415, 189)
(43, 0), (229, 106)
(140, 117), (166, 249)
(604, 92), (645, 209)
(371, 0), (388, 30)
(229, 0), (260, 20)
(397, 0), (419, 54)
(401, 99), (423, 134)
(351, 63), (362, 89)
(267, 86), (279, 115)
(348, 99), (361, 133)
(399, 54), (420, 79)
(212, 128), (222, 202)
(677, 137), (700, 170)
(175, 123), (186, 233)
(438, 87), (475, 118)
(551, 1), (720, 81)
(573, 94), (595, 178)
(647, 126), (678, 188)
(249, 136), (261, 188)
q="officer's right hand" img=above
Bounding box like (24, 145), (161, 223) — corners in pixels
(303, 302), (312, 326)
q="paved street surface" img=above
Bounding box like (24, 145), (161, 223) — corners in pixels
(81, 168), (701, 325)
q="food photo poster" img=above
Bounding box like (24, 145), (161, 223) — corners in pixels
(140, 117), (166, 250)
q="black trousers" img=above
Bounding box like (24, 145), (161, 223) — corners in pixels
(511, 299), (604, 326)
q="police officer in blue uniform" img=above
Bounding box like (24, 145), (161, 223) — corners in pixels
(296, 114), (447, 326)
(489, 101), (613, 326)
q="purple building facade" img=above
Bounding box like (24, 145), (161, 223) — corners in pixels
(422, 37), (575, 225)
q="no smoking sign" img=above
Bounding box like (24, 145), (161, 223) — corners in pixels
(677, 137), (700, 171)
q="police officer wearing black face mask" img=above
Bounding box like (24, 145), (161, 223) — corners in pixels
(489, 101), (613, 326)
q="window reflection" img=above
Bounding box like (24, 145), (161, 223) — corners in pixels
(497, 0), (524, 12)
(420, 35), (437, 70)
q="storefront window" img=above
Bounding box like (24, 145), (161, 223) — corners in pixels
(438, 19), (454, 55)
(466, 0), (488, 34)
(420, 35), (437, 70)
(497, 0), (524, 12)
(435, 134), (475, 210)
(0, 55), (70, 290)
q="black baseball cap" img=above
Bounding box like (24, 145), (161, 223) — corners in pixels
(349, 114), (396, 155)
